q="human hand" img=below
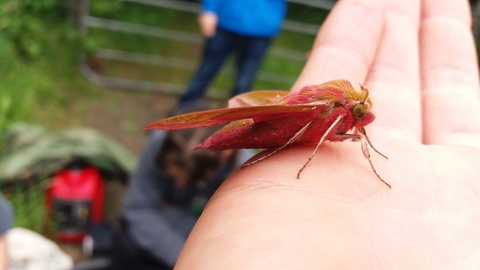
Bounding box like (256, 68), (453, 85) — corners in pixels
(175, 0), (480, 269)
(0, 235), (7, 270)
(198, 12), (218, 37)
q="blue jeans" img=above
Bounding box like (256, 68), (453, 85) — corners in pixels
(178, 27), (272, 105)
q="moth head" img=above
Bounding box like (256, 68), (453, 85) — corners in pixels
(352, 103), (367, 120)
(351, 85), (375, 127)
(351, 84), (371, 120)
(352, 104), (375, 128)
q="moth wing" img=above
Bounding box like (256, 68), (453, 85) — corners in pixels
(200, 115), (316, 150)
(145, 104), (323, 130)
(228, 90), (289, 108)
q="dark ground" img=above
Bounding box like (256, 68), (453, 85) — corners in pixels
(83, 87), (180, 157)
(80, 84), (228, 157)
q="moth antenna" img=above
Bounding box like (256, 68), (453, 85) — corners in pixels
(359, 84), (370, 103)
(358, 127), (388, 160)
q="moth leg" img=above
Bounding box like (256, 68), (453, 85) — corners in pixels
(296, 115), (343, 179)
(357, 127), (388, 160)
(241, 120), (314, 168)
(335, 133), (391, 188)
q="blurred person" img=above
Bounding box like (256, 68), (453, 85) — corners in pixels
(0, 194), (13, 270)
(110, 102), (254, 270)
(178, 0), (287, 106)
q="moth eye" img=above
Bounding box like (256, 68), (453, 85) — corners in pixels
(352, 104), (367, 119)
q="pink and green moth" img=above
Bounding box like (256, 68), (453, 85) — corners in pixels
(145, 80), (390, 188)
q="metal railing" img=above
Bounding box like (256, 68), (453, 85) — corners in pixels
(78, 0), (336, 99)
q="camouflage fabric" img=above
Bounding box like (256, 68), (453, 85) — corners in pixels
(0, 123), (137, 183)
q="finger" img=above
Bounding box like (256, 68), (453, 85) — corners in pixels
(420, 0), (480, 147)
(292, 0), (384, 91)
(365, 0), (423, 142)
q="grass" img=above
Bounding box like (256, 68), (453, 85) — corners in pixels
(0, 25), (97, 133)
(2, 180), (49, 233)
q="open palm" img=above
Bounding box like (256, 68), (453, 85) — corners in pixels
(175, 0), (480, 268)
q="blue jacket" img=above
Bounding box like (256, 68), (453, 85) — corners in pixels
(202, 0), (287, 37)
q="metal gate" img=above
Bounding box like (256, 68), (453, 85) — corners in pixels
(78, 0), (336, 99)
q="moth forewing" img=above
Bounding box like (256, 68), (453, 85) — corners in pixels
(240, 120), (314, 169)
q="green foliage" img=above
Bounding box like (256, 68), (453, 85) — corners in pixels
(0, 36), (36, 137)
(0, 0), (96, 138)
(1, 0), (62, 59)
(2, 181), (48, 233)
(287, 2), (330, 25)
